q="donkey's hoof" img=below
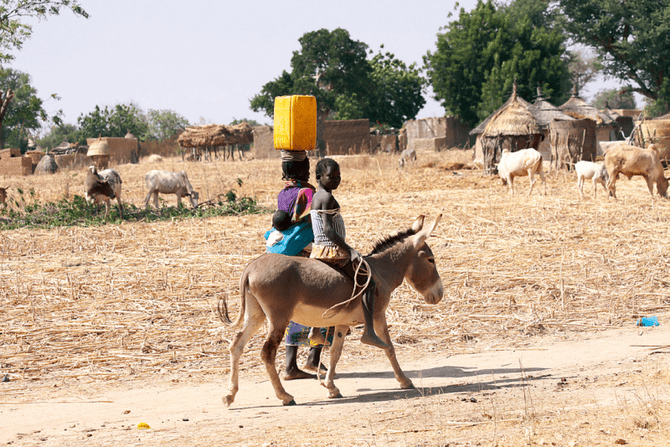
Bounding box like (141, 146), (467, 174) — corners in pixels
(328, 392), (343, 399)
(401, 381), (415, 390)
(223, 395), (235, 407)
(283, 399), (297, 406)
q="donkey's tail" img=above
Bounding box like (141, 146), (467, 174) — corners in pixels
(217, 266), (249, 328)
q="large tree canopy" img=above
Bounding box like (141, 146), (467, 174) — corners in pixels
(560, 0), (670, 111)
(250, 28), (425, 130)
(77, 103), (148, 143)
(143, 109), (190, 141)
(424, 0), (571, 127)
(591, 88), (636, 110)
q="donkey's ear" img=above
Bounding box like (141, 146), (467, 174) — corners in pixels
(412, 214), (442, 248)
(411, 215), (425, 233)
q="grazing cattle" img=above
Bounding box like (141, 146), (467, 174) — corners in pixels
(575, 161), (609, 198)
(497, 148), (546, 196)
(84, 166), (124, 219)
(144, 170), (199, 209)
(605, 144), (668, 199)
(0, 186), (7, 206)
(399, 148), (417, 168)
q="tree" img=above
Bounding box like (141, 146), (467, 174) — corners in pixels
(250, 29), (426, 146)
(360, 50), (425, 129)
(230, 117), (264, 127)
(0, 1), (87, 149)
(37, 122), (79, 150)
(77, 103), (149, 143)
(0, 0), (88, 62)
(568, 50), (602, 96)
(591, 88), (636, 110)
(143, 109), (189, 141)
(425, 0), (571, 127)
(0, 67), (49, 149)
(560, 0), (670, 113)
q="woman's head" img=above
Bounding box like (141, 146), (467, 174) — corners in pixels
(282, 157), (310, 182)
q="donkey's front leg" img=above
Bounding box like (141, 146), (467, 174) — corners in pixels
(324, 325), (349, 399)
(261, 324), (295, 406)
(377, 317), (414, 389)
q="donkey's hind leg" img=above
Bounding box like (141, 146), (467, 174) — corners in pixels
(224, 299), (265, 407)
(261, 322), (295, 406)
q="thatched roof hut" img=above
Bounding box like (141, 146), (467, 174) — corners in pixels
(550, 119), (597, 169)
(529, 87), (575, 162)
(559, 89), (616, 125)
(478, 82), (544, 173)
(631, 116), (670, 162)
(177, 122), (253, 148)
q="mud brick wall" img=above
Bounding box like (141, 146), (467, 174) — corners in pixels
(87, 137), (139, 165)
(414, 137), (447, 152)
(0, 155), (33, 176)
(0, 148), (21, 161)
(406, 116), (470, 150)
(322, 119), (370, 156)
(252, 126), (275, 159)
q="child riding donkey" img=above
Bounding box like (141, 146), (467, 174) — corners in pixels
(308, 158), (389, 350)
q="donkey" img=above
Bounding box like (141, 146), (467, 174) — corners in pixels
(219, 215), (443, 406)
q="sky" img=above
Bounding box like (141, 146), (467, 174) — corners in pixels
(10, 0), (624, 133)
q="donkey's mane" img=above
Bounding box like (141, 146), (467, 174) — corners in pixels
(368, 228), (417, 256)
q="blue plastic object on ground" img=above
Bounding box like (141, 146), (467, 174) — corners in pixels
(637, 316), (659, 327)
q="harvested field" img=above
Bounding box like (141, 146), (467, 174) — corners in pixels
(1, 148), (670, 446)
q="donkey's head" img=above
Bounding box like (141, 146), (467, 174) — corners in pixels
(404, 215), (444, 305)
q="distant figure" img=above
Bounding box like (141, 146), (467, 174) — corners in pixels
(399, 148), (417, 168)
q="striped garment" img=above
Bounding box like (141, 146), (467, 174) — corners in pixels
(310, 209), (346, 246)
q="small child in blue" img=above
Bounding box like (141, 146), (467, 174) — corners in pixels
(309, 158), (389, 350)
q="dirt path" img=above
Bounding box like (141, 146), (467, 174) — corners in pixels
(2, 324), (669, 446)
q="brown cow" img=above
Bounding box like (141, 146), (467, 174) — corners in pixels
(84, 166), (124, 218)
(604, 144), (668, 199)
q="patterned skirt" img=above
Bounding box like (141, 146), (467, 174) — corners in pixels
(284, 322), (333, 347)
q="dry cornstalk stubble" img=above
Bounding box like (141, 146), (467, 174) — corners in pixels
(0, 148), (669, 384)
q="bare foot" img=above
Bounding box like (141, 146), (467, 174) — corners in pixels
(303, 362), (328, 374)
(361, 332), (390, 350)
(282, 369), (316, 381)
(308, 329), (327, 345)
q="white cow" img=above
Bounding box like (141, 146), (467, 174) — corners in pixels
(497, 148), (546, 196)
(575, 161), (609, 198)
(144, 170), (199, 209)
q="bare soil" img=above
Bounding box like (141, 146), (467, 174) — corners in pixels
(2, 325), (669, 446)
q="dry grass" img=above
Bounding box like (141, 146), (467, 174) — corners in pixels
(2, 148), (670, 445)
(0, 148), (669, 383)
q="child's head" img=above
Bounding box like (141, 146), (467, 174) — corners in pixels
(272, 210), (292, 232)
(315, 158), (340, 181)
